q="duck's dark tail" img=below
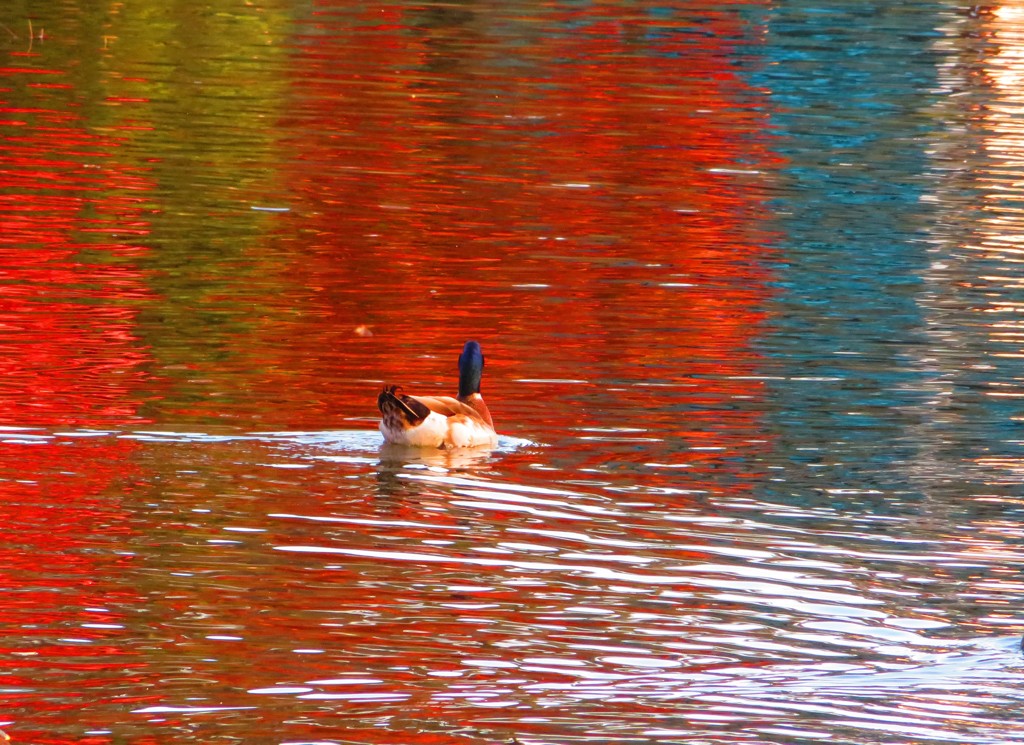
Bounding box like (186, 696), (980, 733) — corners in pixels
(377, 385), (430, 426)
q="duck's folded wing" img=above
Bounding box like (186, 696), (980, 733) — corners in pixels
(379, 385), (492, 432)
(414, 395), (487, 422)
(378, 386), (432, 426)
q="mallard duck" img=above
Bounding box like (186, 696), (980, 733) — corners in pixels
(378, 340), (498, 449)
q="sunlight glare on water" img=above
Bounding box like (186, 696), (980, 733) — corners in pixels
(1, 1), (1024, 744)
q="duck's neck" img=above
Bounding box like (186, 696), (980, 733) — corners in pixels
(458, 343), (484, 399)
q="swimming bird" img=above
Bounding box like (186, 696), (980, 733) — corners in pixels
(378, 340), (498, 449)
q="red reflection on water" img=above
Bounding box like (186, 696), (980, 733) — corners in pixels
(0, 53), (156, 740)
(260, 2), (781, 742)
(279, 3), (778, 472)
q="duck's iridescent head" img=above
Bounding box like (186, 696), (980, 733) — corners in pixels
(458, 340), (484, 398)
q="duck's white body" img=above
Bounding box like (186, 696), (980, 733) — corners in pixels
(379, 396), (497, 449)
(377, 342), (498, 450)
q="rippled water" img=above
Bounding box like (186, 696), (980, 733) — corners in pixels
(2, 1), (1024, 743)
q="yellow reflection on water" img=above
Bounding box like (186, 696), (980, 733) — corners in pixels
(977, 4), (1024, 270)
(930, 4), (1024, 270)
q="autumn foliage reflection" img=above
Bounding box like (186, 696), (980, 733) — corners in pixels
(0, 47), (155, 738)
(266, 3), (780, 741)
(282, 1), (777, 483)
(2, 0), (781, 740)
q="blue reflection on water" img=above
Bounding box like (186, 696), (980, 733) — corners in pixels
(747, 2), (1024, 496)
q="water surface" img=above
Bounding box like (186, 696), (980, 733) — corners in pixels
(2, 1), (1024, 743)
